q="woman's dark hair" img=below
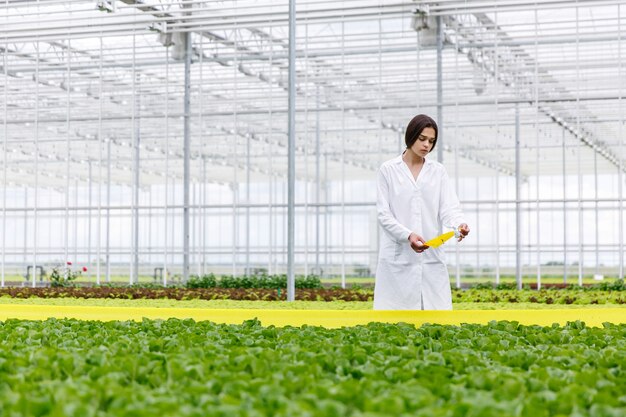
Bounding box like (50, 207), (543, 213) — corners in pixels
(405, 114), (438, 152)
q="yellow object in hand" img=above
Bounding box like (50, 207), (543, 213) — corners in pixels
(424, 231), (456, 248)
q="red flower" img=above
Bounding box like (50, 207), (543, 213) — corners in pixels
(67, 261), (72, 265)
(82, 267), (88, 272)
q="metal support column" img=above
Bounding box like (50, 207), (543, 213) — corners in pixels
(475, 176), (480, 278)
(575, 6), (583, 286)
(183, 31), (192, 282)
(88, 161), (92, 281)
(494, 10), (501, 286)
(1, 47), (6, 287)
(202, 158), (207, 276)
(232, 182), (238, 277)
(74, 179), (78, 263)
(64, 39), (71, 269)
(287, 0), (296, 301)
(268, 29), (274, 276)
(324, 154), (329, 276)
(619, 4), (624, 280)
(340, 21), (346, 289)
(131, 66), (140, 284)
(315, 86), (320, 275)
(97, 37), (103, 286)
(436, 15), (444, 163)
(148, 186), (152, 277)
(246, 134), (250, 276)
(594, 151), (599, 277)
(106, 139), (111, 282)
(163, 46), (170, 286)
(515, 104), (522, 290)
(533, 12), (541, 290)
(562, 128), (567, 284)
(32, 42), (40, 288)
(268, 141), (273, 275)
(23, 189), (27, 273)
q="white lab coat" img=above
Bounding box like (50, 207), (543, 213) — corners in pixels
(373, 153), (466, 310)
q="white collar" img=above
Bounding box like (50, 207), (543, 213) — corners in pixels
(395, 151), (432, 165)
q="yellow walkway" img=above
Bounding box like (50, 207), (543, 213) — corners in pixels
(1, 304), (626, 327)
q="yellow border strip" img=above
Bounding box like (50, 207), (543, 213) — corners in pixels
(1, 305), (626, 327)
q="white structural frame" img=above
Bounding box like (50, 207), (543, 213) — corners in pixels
(0, 0), (624, 288)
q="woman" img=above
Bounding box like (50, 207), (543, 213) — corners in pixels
(374, 114), (470, 310)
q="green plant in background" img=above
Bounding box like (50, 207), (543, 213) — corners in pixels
(48, 262), (86, 288)
(593, 279), (626, 291)
(185, 273), (218, 289)
(184, 273), (322, 290)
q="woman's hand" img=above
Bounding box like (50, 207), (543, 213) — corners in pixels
(408, 233), (429, 253)
(457, 223), (470, 242)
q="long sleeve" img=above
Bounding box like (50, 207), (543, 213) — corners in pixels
(377, 167), (412, 242)
(438, 170), (466, 229)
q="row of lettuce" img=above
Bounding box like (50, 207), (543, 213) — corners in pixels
(1, 318), (624, 417)
(49, 272), (626, 291)
(3, 285), (626, 304)
(169, 275), (626, 291)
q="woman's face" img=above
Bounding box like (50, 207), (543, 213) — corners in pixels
(409, 127), (436, 156)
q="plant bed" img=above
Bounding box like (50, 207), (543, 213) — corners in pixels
(0, 286), (373, 302)
(464, 279), (626, 291)
(1, 318), (625, 416)
(0, 297), (374, 310)
(2, 297), (625, 311)
(453, 288), (626, 304)
(4, 283), (626, 305)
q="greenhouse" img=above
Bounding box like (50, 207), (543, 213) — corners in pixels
(2, 0), (623, 288)
(1, 0), (626, 416)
